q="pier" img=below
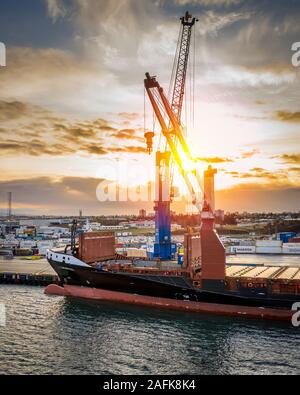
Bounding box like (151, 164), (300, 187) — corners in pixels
(0, 258), (58, 286)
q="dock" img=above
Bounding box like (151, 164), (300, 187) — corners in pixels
(0, 258), (58, 286)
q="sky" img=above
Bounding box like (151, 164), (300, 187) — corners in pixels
(0, 0), (299, 215)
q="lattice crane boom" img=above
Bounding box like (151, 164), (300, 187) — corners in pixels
(144, 11), (198, 261)
(145, 73), (211, 216)
(171, 11), (198, 123)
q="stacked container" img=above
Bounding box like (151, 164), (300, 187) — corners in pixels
(282, 243), (300, 255)
(255, 240), (282, 254)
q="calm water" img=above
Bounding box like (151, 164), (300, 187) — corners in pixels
(0, 285), (299, 375)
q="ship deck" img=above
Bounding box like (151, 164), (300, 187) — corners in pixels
(226, 265), (300, 281)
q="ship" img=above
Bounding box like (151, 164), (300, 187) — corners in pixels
(45, 11), (300, 321)
(46, 211), (300, 321)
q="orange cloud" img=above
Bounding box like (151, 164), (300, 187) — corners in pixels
(118, 112), (140, 121)
(250, 167), (265, 172)
(110, 146), (148, 154)
(241, 149), (260, 159)
(197, 157), (234, 164)
(274, 153), (300, 164)
(274, 111), (300, 122)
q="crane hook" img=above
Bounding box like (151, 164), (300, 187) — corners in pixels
(144, 131), (155, 155)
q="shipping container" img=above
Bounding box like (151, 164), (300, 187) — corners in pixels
(256, 240), (282, 247)
(282, 246), (300, 255)
(289, 237), (300, 243)
(231, 246), (256, 254)
(147, 251), (154, 260)
(15, 248), (33, 256)
(171, 243), (177, 253)
(256, 246), (282, 254)
(20, 240), (37, 248)
(178, 254), (184, 266)
(126, 248), (148, 258)
(283, 243), (300, 248)
(184, 232), (201, 269)
(277, 232), (297, 244)
(78, 232), (115, 264)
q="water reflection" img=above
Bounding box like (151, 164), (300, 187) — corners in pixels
(0, 285), (299, 375)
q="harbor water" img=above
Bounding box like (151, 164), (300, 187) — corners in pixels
(0, 284), (300, 375)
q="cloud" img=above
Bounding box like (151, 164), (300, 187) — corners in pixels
(274, 154), (300, 164)
(288, 167), (300, 173)
(111, 129), (144, 142)
(205, 63), (296, 87)
(241, 149), (260, 159)
(0, 140), (75, 157)
(241, 63), (296, 76)
(99, 126), (118, 132)
(225, 171), (240, 176)
(118, 113), (140, 121)
(174, 0), (243, 5)
(0, 176), (101, 211)
(238, 172), (283, 181)
(225, 168), (291, 182)
(61, 127), (97, 139)
(0, 100), (147, 158)
(45, 0), (67, 22)
(273, 111), (300, 123)
(250, 167), (265, 172)
(196, 10), (253, 37)
(0, 0), (299, 215)
(253, 133), (300, 149)
(197, 157), (234, 164)
(110, 146), (148, 154)
(0, 176), (299, 216)
(0, 100), (50, 122)
(216, 183), (300, 212)
(81, 144), (108, 156)
(0, 176), (154, 215)
(0, 47), (109, 115)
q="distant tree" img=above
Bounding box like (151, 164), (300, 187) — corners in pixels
(223, 214), (238, 225)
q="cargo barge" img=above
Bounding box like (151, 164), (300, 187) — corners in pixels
(46, 212), (300, 321)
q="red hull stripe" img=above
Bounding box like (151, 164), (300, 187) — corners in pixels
(45, 284), (293, 322)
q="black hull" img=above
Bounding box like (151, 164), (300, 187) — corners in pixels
(48, 259), (299, 310)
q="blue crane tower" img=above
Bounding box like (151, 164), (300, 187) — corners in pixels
(145, 11), (198, 261)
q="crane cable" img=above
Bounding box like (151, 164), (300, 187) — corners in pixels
(169, 26), (197, 198)
(160, 23), (183, 152)
(144, 87), (146, 135)
(193, 24), (196, 129)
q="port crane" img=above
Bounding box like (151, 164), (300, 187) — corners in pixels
(144, 73), (226, 287)
(144, 12), (198, 261)
(144, 73), (209, 216)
